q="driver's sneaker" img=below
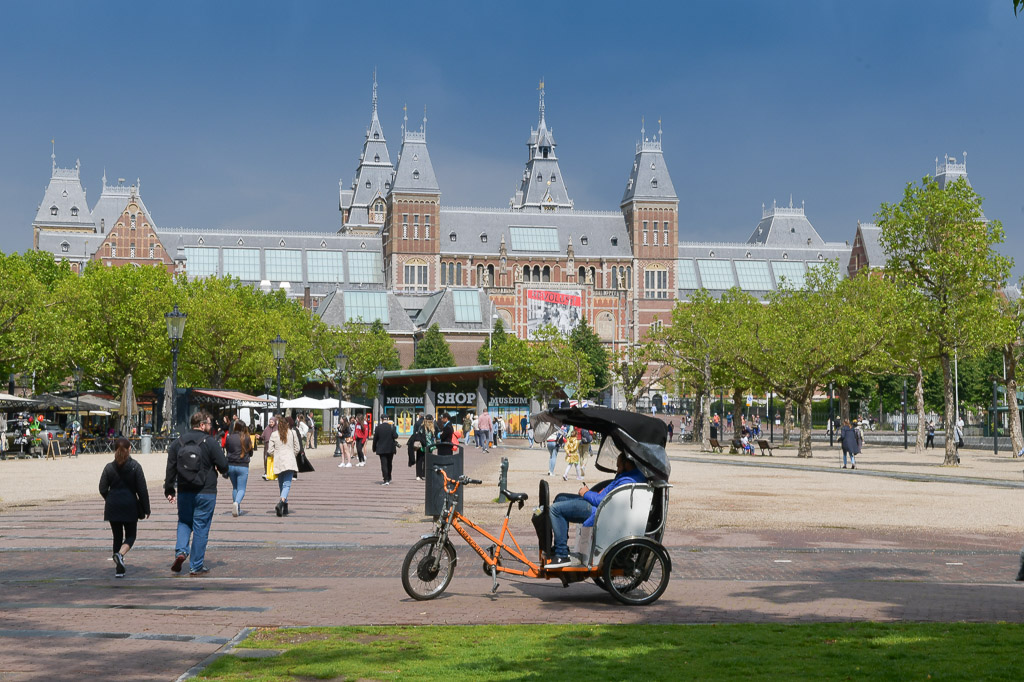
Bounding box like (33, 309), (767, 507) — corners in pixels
(546, 556), (571, 569)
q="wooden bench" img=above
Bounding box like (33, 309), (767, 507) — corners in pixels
(708, 438), (724, 453)
(757, 439), (773, 456)
(731, 438), (754, 455)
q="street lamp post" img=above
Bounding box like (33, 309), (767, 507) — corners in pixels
(992, 380), (999, 455)
(164, 305), (187, 437)
(902, 377), (908, 450)
(333, 352), (348, 457)
(271, 335), (287, 414)
(828, 382), (834, 448)
(72, 365), (83, 426)
(768, 389), (774, 444)
(263, 376), (272, 427)
(375, 363), (385, 425)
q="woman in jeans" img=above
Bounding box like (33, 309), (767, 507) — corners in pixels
(546, 426), (565, 476)
(98, 438), (150, 577)
(225, 420), (253, 517)
(267, 417), (299, 516)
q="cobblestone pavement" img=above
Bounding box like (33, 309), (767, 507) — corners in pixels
(1, 443), (1022, 680)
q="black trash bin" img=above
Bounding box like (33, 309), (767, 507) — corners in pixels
(425, 445), (464, 517)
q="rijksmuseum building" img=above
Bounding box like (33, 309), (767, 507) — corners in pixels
(31, 80), (977, 431)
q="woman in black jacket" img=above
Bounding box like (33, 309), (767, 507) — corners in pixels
(99, 438), (151, 577)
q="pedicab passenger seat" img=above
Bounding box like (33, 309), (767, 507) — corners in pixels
(575, 482), (657, 567)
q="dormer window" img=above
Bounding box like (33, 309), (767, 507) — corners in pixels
(60, 241), (70, 253)
(536, 173), (542, 182)
(449, 232), (457, 242)
(651, 178), (658, 188)
(807, 238), (812, 246)
(550, 174), (556, 183)
(374, 154), (380, 162)
(70, 206), (79, 217)
(373, 132), (379, 139)
(50, 205), (58, 216)
(610, 237), (618, 246)
(372, 200), (385, 223)
(365, 180), (371, 188)
(413, 170), (420, 180)
(580, 236), (588, 245)
(62, 190), (68, 198)
(480, 233), (488, 243)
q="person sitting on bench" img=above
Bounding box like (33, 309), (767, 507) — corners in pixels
(546, 453), (647, 569)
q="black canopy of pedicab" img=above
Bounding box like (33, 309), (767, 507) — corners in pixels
(530, 406), (671, 483)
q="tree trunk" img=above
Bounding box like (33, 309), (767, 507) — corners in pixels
(783, 398), (793, 445)
(798, 393), (814, 458)
(732, 386), (744, 437)
(838, 385), (850, 424)
(1006, 345), (1023, 457)
(914, 365), (926, 453)
(701, 386), (712, 452)
(940, 353), (959, 465)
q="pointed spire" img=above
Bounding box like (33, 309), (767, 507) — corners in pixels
(658, 117), (662, 142)
(372, 68), (378, 115)
(641, 116), (645, 140)
(422, 105), (427, 139)
(102, 168), (107, 186)
(402, 103), (407, 139)
(51, 139), (56, 171)
(538, 77), (546, 126)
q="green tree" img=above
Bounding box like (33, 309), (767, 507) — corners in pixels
(477, 317), (510, 365)
(530, 324), (594, 403)
(334, 319), (401, 399)
(411, 323), (455, 369)
(877, 176), (1013, 464)
(611, 339), (667, 411)
(58, 263), (177, 394)
(490, 333), (538, 398)
(569, 317), (610, 396)
(995, 285), (1023, 455)
(737, 265), (906, 457)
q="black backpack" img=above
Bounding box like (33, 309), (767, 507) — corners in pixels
(175, 438), (206, 487)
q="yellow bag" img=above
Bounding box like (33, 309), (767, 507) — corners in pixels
(266, 454), (277, 480)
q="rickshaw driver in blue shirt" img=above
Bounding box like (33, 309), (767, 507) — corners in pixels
(546, 453), (646, 568)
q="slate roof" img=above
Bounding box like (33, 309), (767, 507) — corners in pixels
(439, 207), (633, 259)
(33, 157), (95, 230)
(857, 223), (886, 267)
(314, 288), (417, 333)
(392, 117), (439, 195)
(36, 229), (108, 262)
(746, 199), (826, 247)
(92, 178), (156, 233)
(341, 78), (395, 228)
(621, 131), (677, 205)
(512, 94), (573, 210)
(415, 288), (492, 332)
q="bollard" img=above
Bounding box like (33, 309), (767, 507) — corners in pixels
(498, 457), (509, 503)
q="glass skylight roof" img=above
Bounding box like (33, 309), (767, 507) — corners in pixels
(348, 251), (384, 283)
(222, 248), (260, 281)
(307, 251), (345, 283)
(770, 261), (806, 289)
(734, 260), (773, 291)
(509, 226), (560, 252)
(344, 291), (389, 324)
(696, 259), (736, 290)
(676, 259), (699, 289)
(452, 290), (482, 323)
(184, 248), (218, 277)
(266, 249), (302, 282)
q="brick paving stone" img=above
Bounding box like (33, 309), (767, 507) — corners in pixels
(1, 443), (1023, 680)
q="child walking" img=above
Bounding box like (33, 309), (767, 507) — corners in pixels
(562, 428), (583, 481)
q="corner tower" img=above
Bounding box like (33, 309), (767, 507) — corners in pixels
(510, 81), (573, 211)
(386, 107), (441, 292)
(32, 148), (96, 248)
(621, 120), (678, 300)
(339, 74), (395, 235)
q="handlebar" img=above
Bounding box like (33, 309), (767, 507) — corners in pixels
(431, 466), (482, 486)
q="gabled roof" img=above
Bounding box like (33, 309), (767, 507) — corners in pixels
(315, 288), (417, 333)
(746, 199), (825, 247)
(92, 177), (156, 233)
(511, 85), (573, 210)
(414, 288), (492, 332)
(33, 155), (95, 230)
(392, 112), (439, 195)
(856, 223), (885, 267)
(621, 125), (677, 205)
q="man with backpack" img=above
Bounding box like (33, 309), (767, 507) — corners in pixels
(164, 410), (228, 576)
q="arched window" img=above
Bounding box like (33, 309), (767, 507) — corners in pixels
(533, 265), (540, 281)
(523, 265), (531, 282)
(372, 200), (385, 223)
(441, 262), (448, 286)
(626, 266), (632, 288)
(70, 206), (79, 217)
(50, 205), (58, 216)
(477, 264), (485, 284)
(589, 267), (596, 285)
(455, 262), (462, 285)
(542, 265), (551, 282)
(487, 264), (495, 284)
(579, 265), (586, 282)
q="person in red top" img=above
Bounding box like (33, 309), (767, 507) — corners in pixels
(353, 414), (368, 467)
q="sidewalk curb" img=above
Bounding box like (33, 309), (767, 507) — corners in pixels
(177, 626), (253, 681)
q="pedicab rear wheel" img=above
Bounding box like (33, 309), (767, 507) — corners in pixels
(402, 537), (457, 600)
(601, 539), (670, 606)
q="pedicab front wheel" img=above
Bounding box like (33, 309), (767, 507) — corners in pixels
(401, 537), (457, 600)
(601, 539), (671, 606)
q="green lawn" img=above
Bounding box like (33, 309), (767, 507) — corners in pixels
(198, 622), (1023, 681)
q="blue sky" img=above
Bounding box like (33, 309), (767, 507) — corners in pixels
(1, 1), (1021, 277)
